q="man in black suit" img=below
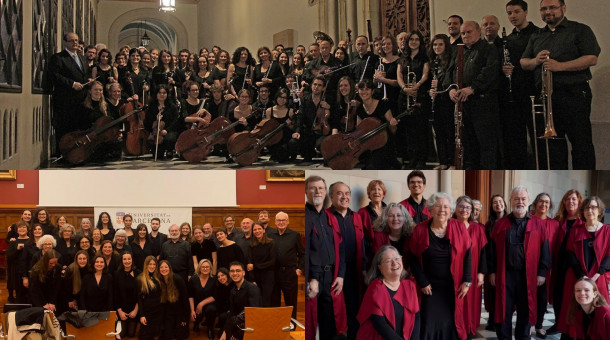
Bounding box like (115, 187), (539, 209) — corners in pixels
(48, 32), (93, 154)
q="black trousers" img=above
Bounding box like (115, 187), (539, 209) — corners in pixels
(318, 268), (338, 340)
(462, 94), (500, 169)
(343, 262), (360, 340)
(271, 266), (299, 319)
(546, 83), (595, 169)
(194, 302), (217, 330)
(500, 95), (535, 169)
(497, 268), (530, 340)
(535, 282), (548, 329)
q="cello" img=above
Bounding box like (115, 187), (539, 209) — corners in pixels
(59, 106), (146, 165)
(175, 108), (261, 163)
(227, 112), (296, 166)
(121, 70), (149, 156)
(321, 109), (411, 170)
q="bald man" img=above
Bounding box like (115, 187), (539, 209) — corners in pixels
(446, 21), (500, 169)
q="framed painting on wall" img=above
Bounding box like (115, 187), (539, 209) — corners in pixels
(266, 170), (305, 182)
(0, 170), (17, 180)
(0, 0), (23, 92)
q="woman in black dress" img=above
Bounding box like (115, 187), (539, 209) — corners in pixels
(33, 208), (55, 238)
(114, 252), (141, 339)
(80, 255), (113, 312)
(99, 240), (121, 274)
(215, 229), (245, 271)
(189, 259), (217, 337)
(7, 221), (30, 303)
(56, 224), (76, 267)
(355, 79), (400, 169)
(247, 221), (276, 307)
(151, 49), (178, 100)
(75, 235), (96, 263)
(409, 192), (472, 340)
(228, 89), (259, 133)
(97, 211), (116, 241)
(138, 256), (164, 340)
(29, 249), (62, 312)
(226, 47), (255, 99)
(181, 80), (212, 130)
(123, 48), (151, 104)
(374, 35), (401, 113)
(144, 84), (180, 159)
(192, 55), (213, 99)
(253, 46), (284, 98)
(428, 34), (455, 170)
(397, 30), (431, 169)
(264, 87), (298, 162)
(214, 268), (233, 334)
(132, 223), (156, 271)
(18, 223), (45, 289)
(278, 51), (290, 76)
(91, 49), (118, 93)
(58, 250), (90, 315)
(113, 229), (132, 256)
(332, 76), (360, 135)
(483, 194), (507, 330)
(212, 50), (230, 91)
(191, 225), (217, 275)
(159, 260), (190, 340)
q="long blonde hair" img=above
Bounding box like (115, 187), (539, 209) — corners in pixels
(138, 256), (162, 295)
(67, 250), (90, 295)
(84, 81), (108, 115)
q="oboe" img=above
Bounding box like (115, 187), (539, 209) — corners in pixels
(431, 56), (440, 115)
(502, 27), (513, 100)
(454, 44), (465, 170)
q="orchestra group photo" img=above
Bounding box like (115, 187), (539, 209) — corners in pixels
(305, 170), (610, 340)
(42, 0), (601, 170)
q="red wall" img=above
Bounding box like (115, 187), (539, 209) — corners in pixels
(0, 170), (39, 205)
(236, 170), (303, 205)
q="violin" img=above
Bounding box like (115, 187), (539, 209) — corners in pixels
(121, 71), (149, 156)
(340, 99), (359, 133)
(59, 107), (146, 165)
(148, 108), (166, 161)
(227, 112), (297, 166)
(175, 108), (262, 163)
(320, 108), (410, 170)
(312, 91), (331, 136)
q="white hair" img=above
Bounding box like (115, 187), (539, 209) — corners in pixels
(37, 234), (57, 248)
(511, 185), (529, 198)
(427, 192), (456, 214)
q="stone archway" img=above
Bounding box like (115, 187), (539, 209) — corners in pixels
(107, 8), (188, 53)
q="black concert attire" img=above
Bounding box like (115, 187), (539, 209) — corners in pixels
(138, 276), (164, 339)
(356, 99), (400, 169)
(253, 62), (284, 97)
(144, 103), (180, 158)
(251, 98), (274, 125)
(115, 243), (132, 256)
(105, 253), (122, 274)
(445, 38), (500, 169)
(330, 97), (358, 134)
(269, 227), (304, 318)
(180, 99), (206, 130)
(305, 202), (346, 340)
(431, 55), (456, 167)
(398, 52), (431, 168)
(114, 267), (141, 338)
(214, 281), (234, 331)
(29, 266), (62, 308)
(228, 105), (259, 132)
(225, 280), (261, 340)
(231, 64), (253, 94)
(56, 238), (76, 267)
(451, 36), (464, 46)
(293, 92), (326, 161)
(350, 52), (379, 85)
(191, 239), (217, 266)
(211, 65), (229, 88)
(522, 17), (601, 169)
(191, 71), (214, 99)
(57, 264), (90, 315)
(151, 67), (181, 101)
(188, 275), (217, 332)
(160, 239), (194, 285)
(106, 97), (128, 120)
(49, 49), (91, 153)
(80, 272), (113, 312)
(377, 58), (400, 114)
(7, 238), (29, 303)
(267, 107), (298, 162)
(131, 238), (156, 271)
(207, 98), (230, 120)
(217, 243), (246, 271)
(304, 55), (344, 100)
(227, 228), (245, 242)
(100, 228), (116, 242)
(122, 64), (151, 103)
(235, 235), (252, 266)
(500, 23), (540, 169)
(92, 65), (116, 94)
(162, 275), (190, 340)
(248, 240), (276, 307)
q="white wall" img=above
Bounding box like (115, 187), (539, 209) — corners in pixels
(197, 0), (319, 53)
(429, 0), (609, 123)
(39, 170), (237, 207)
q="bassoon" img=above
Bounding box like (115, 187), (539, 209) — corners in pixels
(454, 44), (464, 170)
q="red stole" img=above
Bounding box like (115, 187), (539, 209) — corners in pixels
(568, 305), (610, 340)
(356, 278), (419, 340)
(464, 222), (488, 335)
(491, 214), (546, 325)
(409, 218), (471, 340)
(305, 210), (348, 340)
(559, 224), (610, 334)
(357, 205), (375, 242)
(541, 218), (560, 303)
(400, 197), (431, 222)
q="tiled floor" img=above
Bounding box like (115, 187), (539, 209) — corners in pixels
(474, 305), (560, 340)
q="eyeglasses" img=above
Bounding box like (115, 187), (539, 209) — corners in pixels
(540, 5), (560, 12)
(434, 204), (451, 210)
(585, 205), (599, 211)
(80, 240), (90, 244)
(382, 256), (402, 265)
(458, 205), (472, 211)
(230, 269), (243, 273)
(276, 219), (288, 222)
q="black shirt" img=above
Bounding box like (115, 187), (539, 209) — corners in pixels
(114, 268), (141, 312)
(350, 52), (379, 84)
(407, 196), (428, 224)
(191, 239), (217, 265)
(506, 214), (528, 270)
(522, 17), (601, 88)
(507, 22), (540, 97)
(80, 273), (113, 312)
(268, 228), (305, 271)
(305, 202), (337, 281)
(229, 280), (261, 315)
(331, 208), (356, 264)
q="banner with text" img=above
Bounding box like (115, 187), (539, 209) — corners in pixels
(94, 207), (192, 234)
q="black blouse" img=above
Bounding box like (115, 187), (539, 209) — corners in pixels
(217, 243), (246, 271)
(114, 268), (141, 312)
(80, 272), (113, 312)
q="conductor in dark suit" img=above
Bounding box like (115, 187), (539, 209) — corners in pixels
(48, 32), (93, 154)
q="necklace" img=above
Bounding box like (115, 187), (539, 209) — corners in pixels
(586, 221), (602, 232)
(431, 227), (446, 238)
(383, 279), (400, 290)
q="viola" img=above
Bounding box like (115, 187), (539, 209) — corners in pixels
(339, 99), (359, 133)
(175, 109), (261, 163)
(227, 115), (293, 166)
(59, 107), (146, 165)
(121, 100), (148, 156)
(321, 108), (410, 170)
(312, 93), (331, 136)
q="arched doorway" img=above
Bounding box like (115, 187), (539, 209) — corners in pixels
(118, 19), (177, 52)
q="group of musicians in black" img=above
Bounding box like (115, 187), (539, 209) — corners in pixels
(48, 0), (599, 169)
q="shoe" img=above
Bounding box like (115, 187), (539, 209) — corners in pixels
(193, 323), (199, 332)
(536, 329), (547, 339)
(484, 323), (495, 331)
(546, 324), (559, 335)
(208, 328), (214, 339)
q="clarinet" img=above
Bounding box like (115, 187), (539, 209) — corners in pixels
(431, 56), (440, 116)
(502, 27), (513, 102)
(454, 45), (465, 170)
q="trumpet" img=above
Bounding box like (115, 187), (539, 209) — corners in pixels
(376, 62), (387, 99)
(405, 65), (417, 113)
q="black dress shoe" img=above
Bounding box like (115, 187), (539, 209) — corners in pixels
(536, 329), (547, 339)
(193, 323), (199, 332)
(546, 324), (559, 335)
(484, 323), (495, 331)
(208, 328), (214, 339)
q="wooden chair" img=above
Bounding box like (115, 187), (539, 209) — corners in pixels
(0, 312), (6, 339)
(64, 311), (118, 339)
(242, 306), (296, 340)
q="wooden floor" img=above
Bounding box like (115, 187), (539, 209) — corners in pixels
(0, 276), (305, 339)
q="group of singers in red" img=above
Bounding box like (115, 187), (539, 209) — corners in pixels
(305, 170), (610, 340)
(5, 210), (304, 340)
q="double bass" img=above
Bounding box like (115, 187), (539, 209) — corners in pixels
(227, 112), (296, 166)
(59, 107), (146, 165)
(321, 109), (410, 170)
(121, 70), (149, 156)
(174, 108), (261, 163)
